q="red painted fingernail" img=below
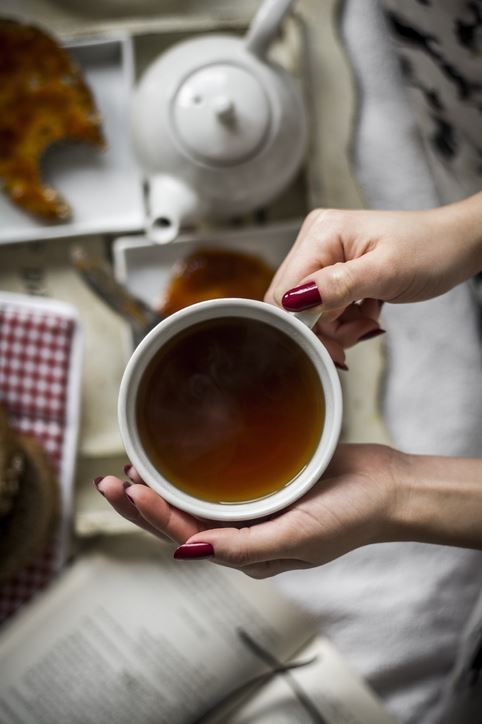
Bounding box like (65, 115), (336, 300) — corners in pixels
(174, 542), (214, 560)
(93, 477), (105, 496)
(334, 361), (349, 371)
(123, 464), (132, 477)
(358, 328), (386, 342)
(282, 281), (321, 312)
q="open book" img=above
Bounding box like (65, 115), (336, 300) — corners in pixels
(0, 535), (396, 724)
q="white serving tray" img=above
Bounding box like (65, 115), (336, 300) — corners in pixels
(112, 221), (302, 315)
(0, 35), (144, 244)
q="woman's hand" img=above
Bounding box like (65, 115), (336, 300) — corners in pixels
(266, 196), (482, 365)
(95, 444), (404, 579)
(96, 443), (482, 575)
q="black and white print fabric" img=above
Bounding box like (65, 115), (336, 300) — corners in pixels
(382, 0), (482, 202)
(380, 3), (482, 719)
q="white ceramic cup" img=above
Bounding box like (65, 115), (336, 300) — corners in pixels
(118, 298), (342, 522)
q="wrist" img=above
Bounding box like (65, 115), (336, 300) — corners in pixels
(435, 192), (482, 279)
(387, 453), (482, 549)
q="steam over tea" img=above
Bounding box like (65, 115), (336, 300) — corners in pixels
(136, 317), (325, 503)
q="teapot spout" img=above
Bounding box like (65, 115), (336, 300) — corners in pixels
(245, 0), (295, 59)
(147, 175), (201, 244)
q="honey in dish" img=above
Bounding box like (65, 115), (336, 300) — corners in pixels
(158, 248), (275, 316)
(136, 317), (325, 503)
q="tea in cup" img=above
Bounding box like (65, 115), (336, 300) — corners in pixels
(118, 299), (342, 521)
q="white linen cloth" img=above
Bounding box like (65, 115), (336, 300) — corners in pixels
(275, 2), (482, 723)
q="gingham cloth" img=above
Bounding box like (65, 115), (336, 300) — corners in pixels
(0, 302), (75, 623)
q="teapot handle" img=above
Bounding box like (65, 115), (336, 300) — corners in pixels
(245, 0), (296, 58)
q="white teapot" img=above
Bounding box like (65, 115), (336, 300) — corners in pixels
(131, 0), (307, 243)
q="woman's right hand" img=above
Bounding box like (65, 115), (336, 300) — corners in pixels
(268, 196), (482, 316)
(265, 194), (482, 367)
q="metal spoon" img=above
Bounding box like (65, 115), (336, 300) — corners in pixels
(71, 246), (162, 345)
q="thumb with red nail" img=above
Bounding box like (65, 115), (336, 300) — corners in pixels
(265, 197), (482, 361)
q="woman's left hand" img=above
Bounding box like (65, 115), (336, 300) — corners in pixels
(95, 443), (403, 579)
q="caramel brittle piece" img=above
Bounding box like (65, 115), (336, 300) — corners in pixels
(0, 18), (105, 220)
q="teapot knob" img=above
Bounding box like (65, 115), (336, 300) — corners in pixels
(213, 95), (235, 124)
(172, 65), (270, 164)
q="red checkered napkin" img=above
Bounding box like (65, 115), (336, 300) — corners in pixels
(0, 294), (81, 623)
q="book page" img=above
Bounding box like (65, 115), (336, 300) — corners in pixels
(210, 637), (396, 724)
(0, 535), (317, 724)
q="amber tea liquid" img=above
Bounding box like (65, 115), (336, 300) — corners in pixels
(136, 318), (325, 503)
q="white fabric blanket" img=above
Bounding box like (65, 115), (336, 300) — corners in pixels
(275, 2), (482, 723)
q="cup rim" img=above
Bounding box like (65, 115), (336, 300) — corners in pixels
(118, 298), (342, 521)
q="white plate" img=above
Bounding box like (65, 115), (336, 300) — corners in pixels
(0, 36), (144, 244)
(112, 221), (302, 314)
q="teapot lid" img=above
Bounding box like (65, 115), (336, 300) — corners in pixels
(172, 63), (271, 166)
